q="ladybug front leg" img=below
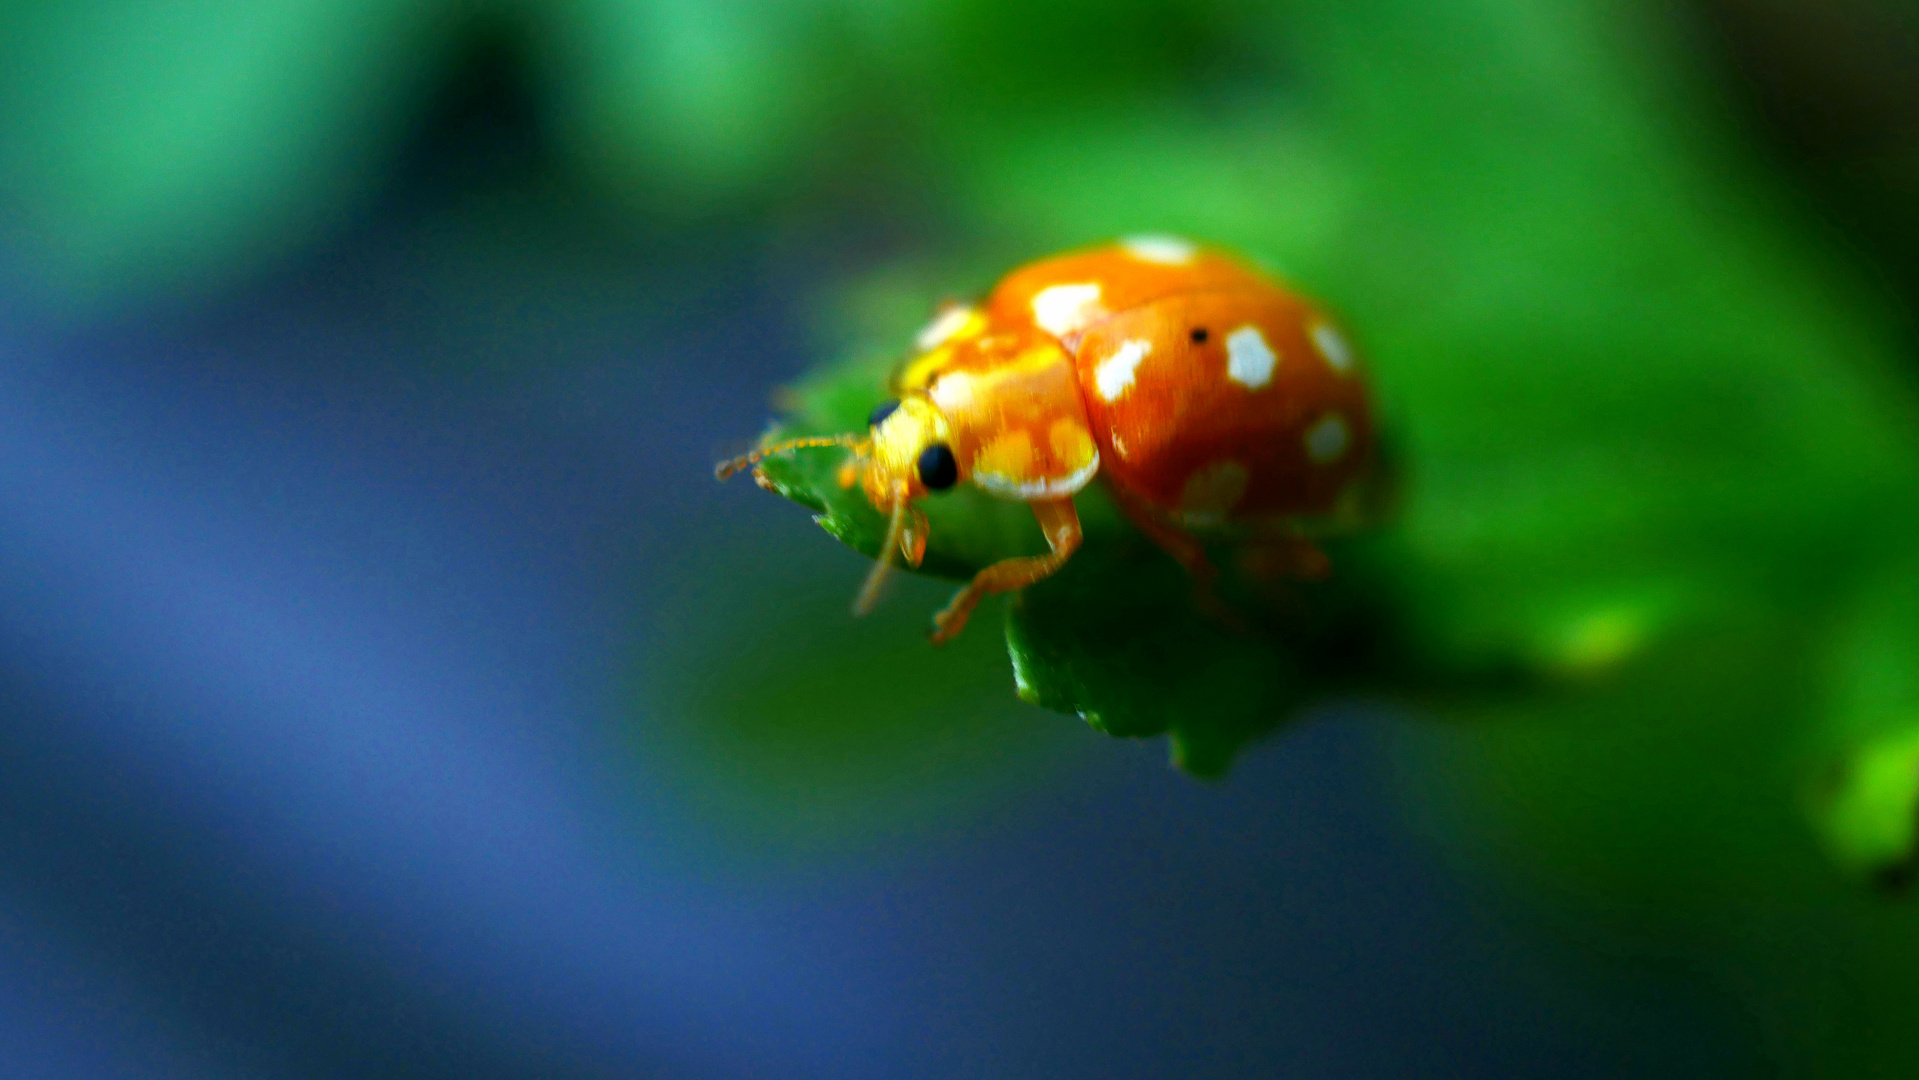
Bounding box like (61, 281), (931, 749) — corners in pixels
(929, 498), (1082, 645)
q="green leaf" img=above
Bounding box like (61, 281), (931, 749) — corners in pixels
(1002, 542), (1309, 778)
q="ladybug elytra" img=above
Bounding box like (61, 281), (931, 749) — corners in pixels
(719, 236), (1376, 643)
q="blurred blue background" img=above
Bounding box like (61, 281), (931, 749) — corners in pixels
(1, 1), (1916, 1075)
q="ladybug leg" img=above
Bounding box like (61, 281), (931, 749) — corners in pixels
(929, 498), (1082, 645)
(1235, 526), (1332, 583)
(1108, 484), (1217, 588)
(1105, 482), (1248, 629)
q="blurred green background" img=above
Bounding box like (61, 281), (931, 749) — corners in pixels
(4, 0), (1919, 1076)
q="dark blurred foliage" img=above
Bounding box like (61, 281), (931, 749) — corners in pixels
(1699, 0), (1919, 328)
(1, 1), (1918, 1077)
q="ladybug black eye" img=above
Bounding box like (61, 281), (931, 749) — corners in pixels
(1190, 327), (1208, 344)
(917, 443), (958, 491)
(868, 399), (901, 428)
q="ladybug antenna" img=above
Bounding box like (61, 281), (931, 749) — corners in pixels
(714, 433), (861, 481)
(852, 498), (911, 616)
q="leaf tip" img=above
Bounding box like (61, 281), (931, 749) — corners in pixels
(1169, 730), (1234, 780)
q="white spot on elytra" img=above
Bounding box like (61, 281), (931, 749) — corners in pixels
(1030, 282), (1102, 337)
(1094, 339), (1152, 401)
(1311, 322), (1354, 374)
(1179, 459), (1250, 524)
(1305, 413), (1350, 464)
(1120, 234), (1197, 265)
(1225, 325), (1277, 388)
(915, 305), (975, 351)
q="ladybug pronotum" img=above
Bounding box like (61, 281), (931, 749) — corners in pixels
(718, 236), (1376, 643)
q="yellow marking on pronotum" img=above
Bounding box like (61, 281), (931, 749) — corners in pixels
(973, 429), (1035, 481)
(1048, 418), (1096, 470)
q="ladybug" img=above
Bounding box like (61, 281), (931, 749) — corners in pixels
(718, 236), (1375, 643)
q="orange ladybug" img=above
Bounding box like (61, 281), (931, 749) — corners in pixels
(718, 236), (1375, 643)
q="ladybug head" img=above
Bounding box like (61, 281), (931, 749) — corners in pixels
(842, 391), (969, 613)
(714, 389), (964, 615)
(860, 394), (960, 508)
